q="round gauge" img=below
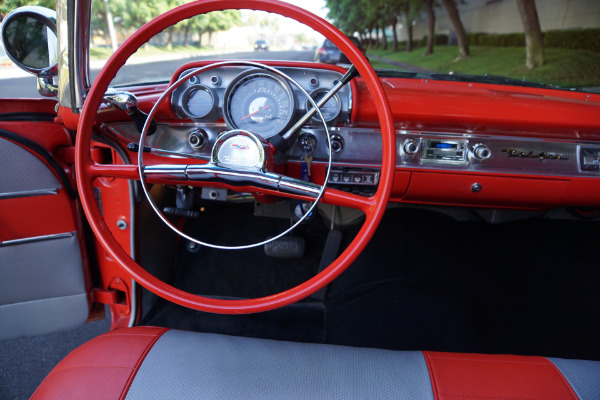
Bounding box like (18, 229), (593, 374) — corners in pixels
(306, 89), (341, 123)
(182, 85), (216, 119)
(224, 72), (296, 139)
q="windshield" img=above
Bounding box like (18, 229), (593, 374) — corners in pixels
(93, 0), (600, 93)
(1, 0), (599, 97)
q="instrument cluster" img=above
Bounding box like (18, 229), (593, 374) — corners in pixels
(171, 65), (352, 139)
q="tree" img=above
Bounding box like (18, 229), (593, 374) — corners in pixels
(516, 0), (544, 68)
(202, 10), (241, 47)
(0, 0), (55, 17)
(424, 0), (436, 55)
(441, 0), (469, 60)
(102, 0), (118, 51)
(401, 0), (424, 52)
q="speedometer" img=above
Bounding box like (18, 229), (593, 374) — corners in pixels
(224, 71), (296, 139)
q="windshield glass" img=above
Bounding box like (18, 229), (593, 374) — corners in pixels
(1, 0), (599, 97)
(92, 0), (600, 93)
(97, 8), (328, 87)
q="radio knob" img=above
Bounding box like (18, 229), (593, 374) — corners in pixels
(472, 143), (491, 160)
(403, 139), (419, 155)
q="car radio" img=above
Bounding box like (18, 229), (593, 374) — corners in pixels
(421, 139), (468, 164)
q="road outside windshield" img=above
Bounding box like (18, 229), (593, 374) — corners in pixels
(0, 0), (599, 97)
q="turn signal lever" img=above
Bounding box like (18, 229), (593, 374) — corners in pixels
(103, 89), (157, 135)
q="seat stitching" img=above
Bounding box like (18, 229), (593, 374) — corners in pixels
(544, 359), (579, 400)
(95, 333), (162, 338)
(119, 327), (169, 400)
(44, 365), (134, 373)
(438, 394), (542, 400)
(428, 356), (549, 366)
(422, 351), (441, 400)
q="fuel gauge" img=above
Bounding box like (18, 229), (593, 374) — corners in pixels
(182, 85), (217, 120)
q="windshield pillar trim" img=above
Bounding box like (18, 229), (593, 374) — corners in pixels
(57, 0), (91, 111)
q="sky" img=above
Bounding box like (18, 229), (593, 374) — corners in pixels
(241, 0), (331, 44)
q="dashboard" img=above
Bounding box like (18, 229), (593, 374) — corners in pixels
(170, 64), (351, 137)
(102, 62), (600, 211)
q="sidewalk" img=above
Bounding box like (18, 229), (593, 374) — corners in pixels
(0, 59), (31, 79)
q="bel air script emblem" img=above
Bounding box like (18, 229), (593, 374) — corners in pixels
(502, 149), (569, 161)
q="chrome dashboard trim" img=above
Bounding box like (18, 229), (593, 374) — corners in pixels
(104, 125), (600, 179)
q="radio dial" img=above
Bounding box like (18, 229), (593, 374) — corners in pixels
(403, 139), (419, 155)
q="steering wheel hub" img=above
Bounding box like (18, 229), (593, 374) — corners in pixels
(213, 130), (267, 170)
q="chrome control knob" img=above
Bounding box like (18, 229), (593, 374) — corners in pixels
(403, 139), (419, 155)
(472, 143), (491, 160)
(188, 129), (207, 149)
(330, 135), (344, 153)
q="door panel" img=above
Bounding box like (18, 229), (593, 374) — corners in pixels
(0, 114), (90, 340)
(0, 233), (87, 340)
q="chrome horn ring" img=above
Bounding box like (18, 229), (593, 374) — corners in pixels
(138, 61), (332, 250)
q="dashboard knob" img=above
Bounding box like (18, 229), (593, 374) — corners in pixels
(188, 129), (207, 149)
(472, 143), (491, 160)
(403, 139), (419, 155)
(330, 135), (344, 153)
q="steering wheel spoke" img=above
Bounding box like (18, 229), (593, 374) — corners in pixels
(321, 187), (375, 212)
(144, 163), (322, 198)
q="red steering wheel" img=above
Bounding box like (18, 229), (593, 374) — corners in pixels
(76, 0), (395, 314)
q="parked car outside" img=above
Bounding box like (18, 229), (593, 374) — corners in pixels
(254, 39), (269, 51)
(314, 36), (364, 64)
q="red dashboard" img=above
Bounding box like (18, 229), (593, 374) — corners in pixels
(91, 61), (600, 212)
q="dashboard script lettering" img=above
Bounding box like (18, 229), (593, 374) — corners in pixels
(502, 149), (569, 161)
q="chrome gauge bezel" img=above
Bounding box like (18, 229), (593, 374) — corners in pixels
(180, 84), (218, 120)
(223, 70), (297, 139)
(306, 88), (342, 124)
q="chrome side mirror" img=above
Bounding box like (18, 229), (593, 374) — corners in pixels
(1, 6), (58, 97)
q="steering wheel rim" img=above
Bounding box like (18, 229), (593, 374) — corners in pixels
(76, 0), (395, 314)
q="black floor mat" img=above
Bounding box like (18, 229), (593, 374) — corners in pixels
(142, 204), (600, 360)
(172, 202), (328, 299)
(144, 299), (326, 343)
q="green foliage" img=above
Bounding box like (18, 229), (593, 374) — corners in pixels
(544, 29), (600, 53)
(468, 32), (525, 47)
(465, 29), (600, 53)
(420, 34), (449, 47)
(369, 45), (600, 88)
(88, 0), (240, 48)
(0, 0), (55, 19)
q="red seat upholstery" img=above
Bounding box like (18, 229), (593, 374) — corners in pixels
(31, 327), (598, 400)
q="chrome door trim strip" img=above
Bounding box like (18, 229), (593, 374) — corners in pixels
(1, 232), (74, 247)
